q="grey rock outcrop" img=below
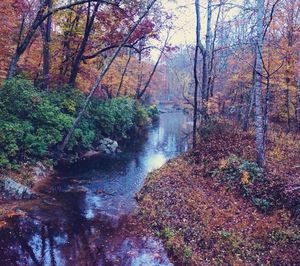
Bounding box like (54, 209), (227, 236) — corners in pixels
(98, 138), (119, 154)
(0, 177), (35, 200)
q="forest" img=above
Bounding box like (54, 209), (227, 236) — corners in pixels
(0, 0), (299, 265)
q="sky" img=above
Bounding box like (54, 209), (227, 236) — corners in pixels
(151, 0), (243, 58)
(162, 0), (197, 46)
(148, 0), (197, 59)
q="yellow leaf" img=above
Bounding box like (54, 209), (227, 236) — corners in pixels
(241, 171), (250, 185)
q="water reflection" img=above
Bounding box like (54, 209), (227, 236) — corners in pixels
(0, 112), (191, 265)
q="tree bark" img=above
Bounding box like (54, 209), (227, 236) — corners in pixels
(193, 0), (201, 148)
(254, 0), (265, 168)
(135, 40), (144, 97)
(203, 0), (212, 102)
(68, 2), (101, 86)
(59, 0), (157, 153)
(199, 0), (212, 120)
(116, 49), (132, 97)
(243, 56), (256, 131)
(137, 32), (169, 99)
(208, 2), (221, 97)
(41, 0), (52, 90)
(296, 51), (300, 131)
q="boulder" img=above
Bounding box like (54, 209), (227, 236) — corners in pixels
(0, 177), (35, 200)
(82, 150), (101, 158)
(98, 138), (119, 154)
(31, 161), (53, 183)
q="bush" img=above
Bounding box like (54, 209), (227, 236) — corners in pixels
(47, 85), (85, 116)
(135, 102), (151, 127)
(218, 155), (270, 211)
(146, 105), (159, 121)
(90, 97), (137, 140)
(0, 78), (157, 168)
(0, 77), (73, 167)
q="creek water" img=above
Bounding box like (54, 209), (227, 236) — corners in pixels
(0, 112), (191, 266)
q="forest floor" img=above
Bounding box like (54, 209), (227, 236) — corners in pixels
(131, 120), (300, 265)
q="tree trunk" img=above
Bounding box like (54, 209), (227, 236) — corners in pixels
(254, 0), (265, 168)
(137, 32), (169, 99)
(68, 2), (101, 86)
(193, 0), (201, 148)
(296, 51), (300, 131)
(135, 45), (143, 97)
(200, 0), (212, 120)
(41, 0), (52, 90)
(243, 56), (257, 131)
(208, 2), (221, 97)
(204, 0), (212, 102)
(116, 49), (132, 97)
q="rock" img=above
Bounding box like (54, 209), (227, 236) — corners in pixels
(65, 185), (88, 193)
(110, 141), (118, 152)
(83, 150), (101, 158)
(32, 161), (52, 182)
(98, 138), (119, 154)
(0, 177), (35, 200)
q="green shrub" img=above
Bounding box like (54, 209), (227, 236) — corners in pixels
(183, 245), (193, 262)
(0, 77), (73, 167)
(0, 78), (156, 168)
(90, 97), (146, 140)
(135, 102), (151, 127)
(218, 155), (270, 211)
(67, 118), (96, 151)
(162, 227), (176, 240)
(147, 105), (159, 121)
(47, 85), (85, 116)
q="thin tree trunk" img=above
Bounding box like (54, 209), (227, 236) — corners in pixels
(193, 0), (201, 148)
(204, 0), (212, 102)
(208, 1), (221, 97)
(41, 0), (52, 90)
(137, 32), (169, 99)
(296, 51), (300, 131)
(254, 0), (265, 168)
(59, 0), (157, 153)
(116, 49), (132, 97)
(136, 46), (143, 97)
(285, 27), (293, 132)
(285, 86), (291, 132)
(68, 2), (101, 86)
(199, 0), (212, 120)
(243, 56), (257, 131)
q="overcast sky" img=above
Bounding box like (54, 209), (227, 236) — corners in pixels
(161, 0), (196, 46)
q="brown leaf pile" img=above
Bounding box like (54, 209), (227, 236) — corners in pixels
(135, 124), (300, 265)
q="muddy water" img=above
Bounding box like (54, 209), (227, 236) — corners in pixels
(0, 112), (191, 266)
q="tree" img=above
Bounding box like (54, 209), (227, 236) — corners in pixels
(40, 0), (52, 90)
(59, 0), (157, 153)
(6, 0), (104, 79)
(254, 0), (265, 167)
(193, 0), (201, 148)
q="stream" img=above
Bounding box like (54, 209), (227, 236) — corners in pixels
(0, 112), (191, 266)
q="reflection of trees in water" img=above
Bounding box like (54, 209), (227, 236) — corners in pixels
(0, 197), (106, 265)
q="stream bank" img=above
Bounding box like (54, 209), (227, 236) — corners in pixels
(0, 112), (191, 265)
(135, 121), (300, 265)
